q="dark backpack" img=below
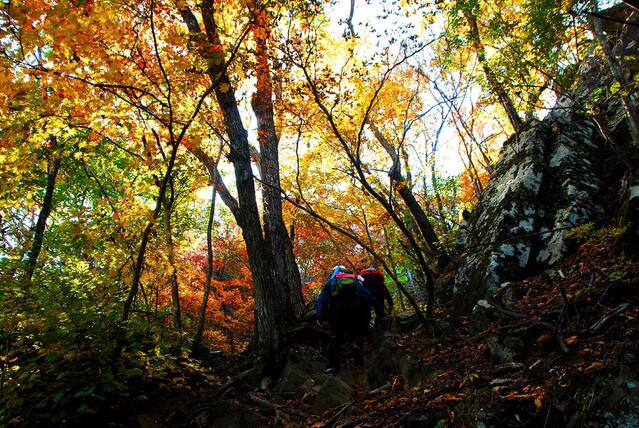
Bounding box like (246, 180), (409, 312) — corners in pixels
(331, 272), (358, 299)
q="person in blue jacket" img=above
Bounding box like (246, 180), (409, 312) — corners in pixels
(316, 266), (382, 375)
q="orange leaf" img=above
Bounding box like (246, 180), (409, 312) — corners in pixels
(536, 333), (554, 345)
(584, 361), (603, 374)
(565, 335), (578, 345)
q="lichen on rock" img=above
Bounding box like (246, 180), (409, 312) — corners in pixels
(452, 27), (638, 312)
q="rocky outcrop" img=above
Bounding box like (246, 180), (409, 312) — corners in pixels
(453, 113), (605, 311)
(453, 5), (638, 312)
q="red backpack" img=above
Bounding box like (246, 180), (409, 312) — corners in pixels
(360, 268), (385, 296)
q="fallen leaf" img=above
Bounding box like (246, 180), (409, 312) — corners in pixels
(537, 333), (554, 344)
(584, 361), (603, 374)
(577, 348), (592, 357)
(565, 336), (578, 345)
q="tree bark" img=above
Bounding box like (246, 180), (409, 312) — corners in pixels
(188, 144), (240, 218)
(192, 168), (220, 354)
(25, 149), (61, 280)
(383, 226), (406, 311)
(122, 142), (179, 321)
(162, 179), (182, 332)
(430, 162), (451, 233)
(615, 174), (639, 259)
(180, 2), (293, 372)
(250, 6), (305, 320)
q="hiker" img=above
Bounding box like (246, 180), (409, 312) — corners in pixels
(316, 266), (382, 375)
(360, 267), (393, 330)
(360, 267), (393, 314)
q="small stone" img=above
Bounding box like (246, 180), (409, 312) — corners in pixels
(473, 300), (492, 312)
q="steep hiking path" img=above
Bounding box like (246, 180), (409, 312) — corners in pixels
(131, 232), (638, 428)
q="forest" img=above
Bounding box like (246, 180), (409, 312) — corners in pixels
(1, 0), (638, 426)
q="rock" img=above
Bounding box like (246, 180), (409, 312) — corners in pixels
(449, 20), (639, 313)
(469, 300), (493, 335)
(453, 115), (603, 313)
(276, 349), (325, 395)
(615, 177), (639, 260)
(312, 375), (353, 413)
(335, 365), (367, 390)
(492, 282), (518, 307)
(395, 311), (420, 332)
(276, 361), (313, 394)
(367, 337), (401, 389)
(451, 59), (621, 313)
(486, 336), (515, 364)
(473, 300), (492, 312)
(208, 400), (267, 428)
(288, 321), (327, 343)
(399, 355), (438, 389)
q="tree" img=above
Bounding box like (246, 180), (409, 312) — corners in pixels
(23, 138), (61, 281)
(456, 0), (523, 130)
(179, 0), (305, 371)
(438, 0), (581, 132)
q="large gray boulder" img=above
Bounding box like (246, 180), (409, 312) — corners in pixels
(453, 7), (638, 312)
(453, 111), (604, 311)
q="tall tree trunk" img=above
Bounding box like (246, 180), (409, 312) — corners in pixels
(25, 150), (61, 280)
(461, 3), (523, 131)
(181, 2), (292, 372)
(122, 142), (179, 321)
(192, 170), (219, 354)
(250, 5), (305, 320)
(162, 179), (182, 332)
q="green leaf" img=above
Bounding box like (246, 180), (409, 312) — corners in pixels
(77, 404), (95, 414)
(610, 81), (620, 94)
(44, 352), (60, 363)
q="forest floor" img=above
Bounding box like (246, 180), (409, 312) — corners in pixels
(131, 233), (639, 428)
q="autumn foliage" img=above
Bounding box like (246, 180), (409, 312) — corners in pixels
(2, 0), (629, 425)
